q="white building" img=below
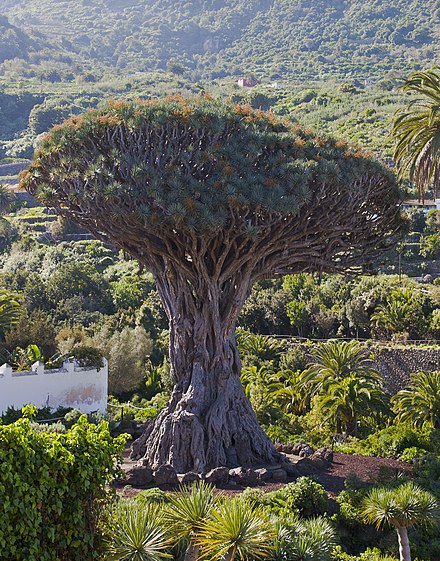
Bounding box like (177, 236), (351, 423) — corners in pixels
(0, 359), (108, 415)
(401, 199), (440, 215)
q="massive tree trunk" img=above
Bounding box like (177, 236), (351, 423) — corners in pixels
(136, 264), (278, 473)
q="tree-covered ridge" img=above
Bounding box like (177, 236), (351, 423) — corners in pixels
(1, 0), (439, 79)
(0, 15), (48, 64)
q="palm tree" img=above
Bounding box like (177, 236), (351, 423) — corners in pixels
(104, 501), (173, 561)
(391, 370), (440, 429)
(362, 482), (439, 561)
(0, 290), (21, 340)
(195, 499), (275, 561)
(272, 369), (307, 415)
(301, 340), (381, 396)
(371, 300), (411, 336)
(391, 67), (440, 201)
(165, 481), (216, 561)
(316, 374), (387, 436)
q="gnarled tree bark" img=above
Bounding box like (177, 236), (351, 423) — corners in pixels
(141, 267), (277, 472)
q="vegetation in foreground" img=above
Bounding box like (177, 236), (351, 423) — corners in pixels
(2, 412), (439, 561)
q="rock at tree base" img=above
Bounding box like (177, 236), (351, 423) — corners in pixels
(271, 468), (288, 482)
(205, 467), (230, 486)
(153, 464), (179, 486)
(180, 471), (202, 484)
(310, 448), (333, 468)
(125, 465), (153, 487)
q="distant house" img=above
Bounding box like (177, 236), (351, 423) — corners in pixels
(237, 76), (260, 88)
(364, 78), (376, 87)
(402, 199), (440, 215)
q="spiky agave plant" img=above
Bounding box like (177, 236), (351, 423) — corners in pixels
(104, 500), (173, 561)
(165, 481), (216, 561)
(195, 499), (276, 561)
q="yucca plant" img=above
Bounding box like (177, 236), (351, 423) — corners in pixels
(274, 516), (336, 561)
(195, 499), (276, 561)
(104, 500), (173, 561)
(362, 482), (439, 561)
(165, 481), (216, 561)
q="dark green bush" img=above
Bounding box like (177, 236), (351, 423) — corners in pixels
(70, 345), (105, 369)
(265, 477), (330, 517)
(134, 488), (171, 505)
(0, 407), (125, 561)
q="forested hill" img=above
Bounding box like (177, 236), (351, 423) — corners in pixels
(1, 0), (439, 80)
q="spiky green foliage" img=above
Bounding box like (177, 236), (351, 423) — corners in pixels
(104, 501), (172, 561)
(0, 184), (14, 215)
(391, 370), (440, 429)
(362, 482), (439, 530)
(392, 67), (440, 200)
(301, 340), (382, 396)
(21, 95), (403, 276)
(165, 481), (216, 542)
(274, 515), (336, 561)
(195, 499), (275, 561)
(315, 374), (387, 435)
(236, 330), (286, 365)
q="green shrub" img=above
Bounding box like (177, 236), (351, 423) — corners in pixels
(336, 424), (432, 458)
(398, 446), (430, 463)
(266, 477), (330, 517)
(0, 408), (126, 561)
(63, 408), (83, 428)
(331, 546), (398, 560)
(134, 488), (171, 505)
(70, 345), (105, 369)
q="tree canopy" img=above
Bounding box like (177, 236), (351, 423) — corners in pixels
(22, 95), (403, 279)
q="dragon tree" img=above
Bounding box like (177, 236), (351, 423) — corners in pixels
(21, 96), (404, 473)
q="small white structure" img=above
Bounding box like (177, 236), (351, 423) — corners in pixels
(402, 199), (440, 215)
(0, 359), (108, 415)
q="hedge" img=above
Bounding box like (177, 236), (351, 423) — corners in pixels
(0, 405), (126, 561)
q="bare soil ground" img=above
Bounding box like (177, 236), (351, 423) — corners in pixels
(117, 447), (412, 498)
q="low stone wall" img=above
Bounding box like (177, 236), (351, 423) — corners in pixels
(373, 346), (440, 394)
(0, 359), (108, 414)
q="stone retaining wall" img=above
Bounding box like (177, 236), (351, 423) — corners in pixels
(373, 346), (440, 393)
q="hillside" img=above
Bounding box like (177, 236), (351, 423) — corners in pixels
(1, 0), (439, 80)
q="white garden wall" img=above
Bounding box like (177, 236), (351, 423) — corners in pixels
(0, 359), (108, 414)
